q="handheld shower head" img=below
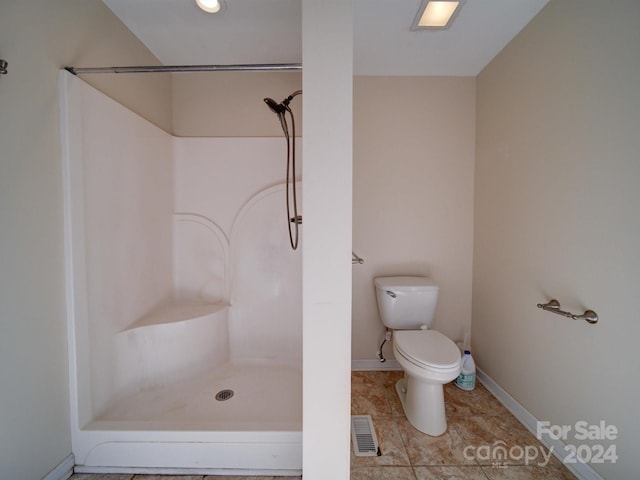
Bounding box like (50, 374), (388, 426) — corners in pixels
(264, 90), (302, 114)
(263, 89), (302, 250)
(264, 97), (286, 114)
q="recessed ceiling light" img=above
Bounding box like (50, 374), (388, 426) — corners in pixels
(196, 0), (224, 14)
(411, 0), (465, 30)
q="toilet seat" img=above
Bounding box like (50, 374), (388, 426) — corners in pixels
(394, 330), (460, 371)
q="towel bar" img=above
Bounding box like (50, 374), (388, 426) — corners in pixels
(537, 299), (598, 324)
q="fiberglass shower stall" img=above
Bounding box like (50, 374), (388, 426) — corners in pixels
(61, 72), (303, 473)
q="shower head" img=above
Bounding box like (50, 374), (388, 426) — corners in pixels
(264, 97), (289, 136)
(264, 97), (286, 114)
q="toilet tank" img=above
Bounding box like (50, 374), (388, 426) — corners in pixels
(374, 276), (439, 330)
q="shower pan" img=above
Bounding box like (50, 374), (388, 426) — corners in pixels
(60, 72), (302, 474)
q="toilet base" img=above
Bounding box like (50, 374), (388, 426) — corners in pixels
(395, 375), (447, 436)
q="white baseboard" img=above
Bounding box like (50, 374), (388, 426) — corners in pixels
(42, 454), (74, 480)
(351, 359), (402, 371)
(477, 368), (605, 480)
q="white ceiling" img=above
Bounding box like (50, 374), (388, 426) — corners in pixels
(102, 0), (549, 76)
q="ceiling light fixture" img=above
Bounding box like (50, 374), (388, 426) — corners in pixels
(411, 0), (465, 30)
(196, 0), (224, 14)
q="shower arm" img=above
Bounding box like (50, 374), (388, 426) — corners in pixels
(282, 90), (302, 107)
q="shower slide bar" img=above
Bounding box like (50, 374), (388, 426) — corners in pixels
(64, 63), (302, 75)
(352, 251), (364, 265)
(537, 299), (598, 324)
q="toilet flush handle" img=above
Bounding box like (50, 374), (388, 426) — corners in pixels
(386, 290), (397, 299)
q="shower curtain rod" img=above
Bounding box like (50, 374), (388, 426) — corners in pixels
(65, 63), (302, 75)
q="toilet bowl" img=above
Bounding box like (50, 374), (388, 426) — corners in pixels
(393, 329), (461, 436)
(374, 276), (461, 436)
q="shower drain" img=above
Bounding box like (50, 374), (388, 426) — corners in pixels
(215, 389), (234, 401)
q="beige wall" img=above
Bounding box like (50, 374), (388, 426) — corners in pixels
(0, 1), (170, 478)
(353, 76), (476, 360)
(474, 1), (640, 478)
(172, 71), (302, 137)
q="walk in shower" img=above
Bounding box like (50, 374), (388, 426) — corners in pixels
(61, 71), (302, 474)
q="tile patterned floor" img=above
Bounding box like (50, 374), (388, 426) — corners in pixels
(69, 371), (578, 480)
(350, 370), (578, 480)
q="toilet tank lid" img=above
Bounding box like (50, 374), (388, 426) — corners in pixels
(374, 276), (439, 291)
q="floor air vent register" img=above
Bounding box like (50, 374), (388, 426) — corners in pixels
(351, 415), (381, 456)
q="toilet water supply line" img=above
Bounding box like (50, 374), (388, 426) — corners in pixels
(378, 329), (392, 363)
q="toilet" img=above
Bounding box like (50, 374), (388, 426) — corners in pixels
(374, 276), (461, 436)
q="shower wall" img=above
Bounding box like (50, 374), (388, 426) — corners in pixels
(174, 138), (303, 363)
(65, 73), (175, 421)
(65, 73), (302, 427)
